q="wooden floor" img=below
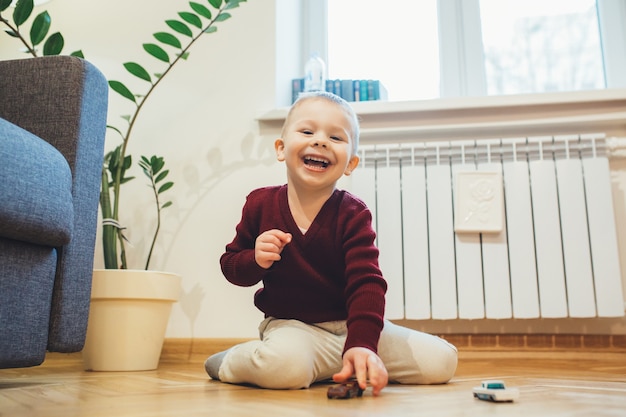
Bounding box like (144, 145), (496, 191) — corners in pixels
(1, 349), (626, 417)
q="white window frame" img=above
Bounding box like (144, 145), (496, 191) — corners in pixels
(597, 0), (626, 88)
(305, 0), (626, 99)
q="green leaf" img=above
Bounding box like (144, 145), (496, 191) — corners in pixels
(154, 32), (181, 49)
(158, 182), (174, 194)
(179, 11), (202, 28)
(106, 124), (124, 139)
(189, 2), (211, 19)
(155, 170), (169, 183)
(109, 145), (122, 164)
(151, 157), (165, 174)
(30, 11), (50, 45)
(225, 0), (245, 10)
(109, 80), (136, 103)
(123, 155), (132, 170)
(70, 50), (85, 58)
(42, 32), (63, 55)
(4, 29), (19, 38)
(215, 12), (231, 22)
(124, 62), (152, 82)
(0, 0), (13, 12)
(140, 163), (151, 176)
(203, 26), (217, 34)
(13, 0), (33, 27)
(143, 43), (170, 62)
(166, 19), (193, 37)
(161, 201), (173, 209)
(208, 0), (222, 9)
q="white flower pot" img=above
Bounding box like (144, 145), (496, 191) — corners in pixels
(82, 269), (181, 371)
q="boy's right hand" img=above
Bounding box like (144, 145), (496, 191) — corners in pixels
(333, 347), (388, 396)
(255, 229), (292, 269)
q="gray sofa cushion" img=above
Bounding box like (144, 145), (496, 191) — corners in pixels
(0, 56), (108, 368)
(0, 117), (74, 247)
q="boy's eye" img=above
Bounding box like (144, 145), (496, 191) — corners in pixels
(302, 130), (313, 135)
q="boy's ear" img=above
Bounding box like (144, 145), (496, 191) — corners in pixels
(275, 138), (285, 161)
(344, 154), (360, 176)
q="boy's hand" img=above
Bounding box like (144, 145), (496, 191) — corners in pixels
(255, 229), (292, 269)
(332, 347), (388, 396)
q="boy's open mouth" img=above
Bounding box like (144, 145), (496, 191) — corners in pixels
(303, 155), (330, 169)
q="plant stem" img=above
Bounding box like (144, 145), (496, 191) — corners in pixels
(0, 14), (38, 56)
(144, 171), (162, 271)
(110, 6), (228, 270)
(99, 167), (118, 269)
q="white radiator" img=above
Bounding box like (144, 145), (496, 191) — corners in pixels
(351, 136), (625, 320)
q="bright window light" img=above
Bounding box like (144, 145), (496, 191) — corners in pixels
(327, 0), (439, 102)
(479, 0), (604, 95)
(321, 0), (615, 101)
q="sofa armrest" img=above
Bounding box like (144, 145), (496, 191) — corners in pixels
(0, 56), (109, 351)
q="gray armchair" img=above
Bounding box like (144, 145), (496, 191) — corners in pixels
(0, 56), (108, 368)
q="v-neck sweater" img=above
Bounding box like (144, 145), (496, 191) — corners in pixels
(220, 185), (387, 354)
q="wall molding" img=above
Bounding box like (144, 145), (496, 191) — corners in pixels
(159, 335), (626, 364)
(258, 89), (626, 144)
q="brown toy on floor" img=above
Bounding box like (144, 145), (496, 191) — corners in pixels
(327, 381), (364, 399)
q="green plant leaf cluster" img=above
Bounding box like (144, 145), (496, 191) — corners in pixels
(139, 155), (174, 208)
(108, 0), (245, 106)
(0, 0), (82, 56)
(105, 145), (135, 187)
(138, 155), (174, 270)
(101, 0), (247, 270)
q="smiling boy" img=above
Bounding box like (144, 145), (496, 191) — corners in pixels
(205, 92), (457, 395)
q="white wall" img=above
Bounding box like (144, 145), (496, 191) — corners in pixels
(1, 0), (283, 338)
(2, 0), (625, 338)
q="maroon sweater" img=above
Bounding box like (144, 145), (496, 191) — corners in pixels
(220, 185), (387, 354)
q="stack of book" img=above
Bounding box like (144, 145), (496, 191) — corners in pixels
(291, 79), (388, 104)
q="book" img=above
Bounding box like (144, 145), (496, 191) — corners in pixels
(341, 79), (354, 101)
(367, 79), (388, 100)
(325, 79), (335, 94)
(291, 78), (304, 103)
(359, 80), (369, 101)
(291, 77), (387, 103)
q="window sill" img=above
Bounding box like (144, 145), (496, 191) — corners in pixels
(257, 89), (626, 144)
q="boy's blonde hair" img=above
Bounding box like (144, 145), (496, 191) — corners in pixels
(282, 91), (360, 156)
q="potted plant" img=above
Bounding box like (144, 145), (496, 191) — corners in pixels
(1, 0), (248, 371)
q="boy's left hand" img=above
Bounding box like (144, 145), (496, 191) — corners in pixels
(332, 347), (388, 396)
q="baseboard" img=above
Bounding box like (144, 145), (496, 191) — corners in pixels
(160, 334), (626, 363)
(160, 338), (252, 363)
(443, 333), (626, 350)
(42, 334), (626, 366)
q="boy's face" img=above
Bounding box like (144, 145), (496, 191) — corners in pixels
(275, 98), (359, 193)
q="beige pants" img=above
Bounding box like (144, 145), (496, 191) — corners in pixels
(217, 318), (458, 389)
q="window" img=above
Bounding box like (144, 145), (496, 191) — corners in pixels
(308, 0), (626, 101)
(327, 0), (440, 101)
(480, 0), (604, 95)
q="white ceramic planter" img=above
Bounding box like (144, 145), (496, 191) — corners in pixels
(82, 269), (181, 371)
